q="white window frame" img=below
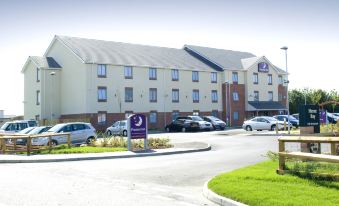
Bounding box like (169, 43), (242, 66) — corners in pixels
(192, 71), (199, 82)
(149, 68), (157, 80)
(211, 90), (218, 103)
(149, 111), (157, 123)
(97, 64), (107, 77)
(268, 91), (273, 101)
(97, 112), (106, 124)
(211, 72), (217, 83)
(171, 69), (179, 81)
(233, 92), (239, 101)
(149, 88), (157, 102)
(124, 66), (133, 79)
(192, 90), (199, 103)
(97, 87), (107, 102)
(125, 87), (133, 102)
(172, 89), (179, 103)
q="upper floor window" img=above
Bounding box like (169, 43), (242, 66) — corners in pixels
(268, 91), (273, 101)
(36, 68), (40, 82)
(124, 66), (133, 79)
(97, 64), (106, 78)
(125, 87), (133, 102)
(233, 111), (239, 120)
(211, 72), (217, 83)
(36, 90), (40, 105)
(254, 91), (259, 101)
(97, 87), (107, 102)
(278, 92), (283, 101)
(172, 69), (179, 81)
(268, 74), (272, 85)
(172, 89), (179, 103)
(232, 72), (238, 84)
(149, 68), (157, 80)
(192, 89), (199, 103)
(211, 90), (218, 103)
(278, 75), (283, 84)
(253, 73), (258, 84)
(149, 88), (157, 103)
(192, 71), (199, 82)
(233, 92), (239, 101)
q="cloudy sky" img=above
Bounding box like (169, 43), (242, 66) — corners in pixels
(0, 0), (338, 115)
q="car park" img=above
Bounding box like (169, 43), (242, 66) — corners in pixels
(0, 120), (38, 134)
(273, 115), (299, 128)
(176, 116), (213, 131)
(165, 119), (200, 132)
(106, 120), (128, 136)
(202, 116), (226, 130)
(32, 122), (96, 146)
(242, 116), (292, 131)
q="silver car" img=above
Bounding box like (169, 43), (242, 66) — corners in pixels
(32, 122), (96, 146)
(242, 116), (292, 131)
(106, 120), (128, 136)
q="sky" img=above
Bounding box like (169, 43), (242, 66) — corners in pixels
(0, 0), (338, 115)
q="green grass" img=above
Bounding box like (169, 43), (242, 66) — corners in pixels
(37, 145), (127, 154)
(208, 161), (339, 206)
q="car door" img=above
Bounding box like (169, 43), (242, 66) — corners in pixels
(111, 121), (120, 135)
(72, 124), (86, 144)
(256, 118), (267, 130)
(58, 124), (74, 144)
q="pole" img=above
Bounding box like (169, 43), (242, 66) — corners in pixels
(285, 49), (290, 134)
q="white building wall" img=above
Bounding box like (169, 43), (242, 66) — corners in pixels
(24, 61), (41, 119)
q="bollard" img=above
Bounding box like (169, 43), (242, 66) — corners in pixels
(276, 120), (279, 134)
(284, 118), (286, 131)
(48, 136), (52, 151)
(27, 136), (31, 156)
(67, 133), (71, 148)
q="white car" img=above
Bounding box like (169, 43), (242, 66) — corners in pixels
(32, 122), (96, 146)
(0, 120), (38, 134)
(177, 116), (213, 131)
(105, 120), (128, 136)
(242, 116), (292, 131)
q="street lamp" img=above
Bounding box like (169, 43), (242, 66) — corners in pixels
(280, 46), (290, 134)
(50, 72), (56, 121)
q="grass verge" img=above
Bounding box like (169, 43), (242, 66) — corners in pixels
(37, 145), (127, 154)
(208, 160), (339, 206)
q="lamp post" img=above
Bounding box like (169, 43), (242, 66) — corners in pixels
(50, 72), (56, 121)
(280, 46), (290, 134)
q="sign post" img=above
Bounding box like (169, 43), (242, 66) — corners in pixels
(127, 114), (148, 151)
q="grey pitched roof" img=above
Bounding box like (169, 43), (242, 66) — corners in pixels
(184, 45), (256, 69)
(248, 101), (287, 111)
(30, 56), (61, 68)
(55, 36), (213, 71)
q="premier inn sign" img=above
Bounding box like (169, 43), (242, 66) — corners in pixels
(258, 62), (269, 73)
(299, 105), (320, 133)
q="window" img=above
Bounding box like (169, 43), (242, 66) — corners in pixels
(172, 69), (179, 81)
(232, 72), (238, 84)
(124, 66), (133, 79)
(278, 75), (283, 84)
(278, 92), (283, 101)
(254, 91), (259, 101)
(253, 73), (258, 84)
(171, 89), (179, 103)
(97, 87), (107, 102)
(97, 112), (106, 124)
(211, 72), (217, 83)
(233, 92), (239, 101)
(211, 110), (218, 118)
(192, 71), (199, 82)
(97, 64), (106, 77)
(268, 91), (273, 101)
(268, 74), (272, 85)
(149, 111), (157, 124)
(149, 88), (157, 102)
(36, 68), (40, 82)
(211, 90), (218, 103)
(192, 89), (199, 103)
(172, 110), (180, 121)
(193, 110), (199, 116)
(36, 90), (40, 105)
(125, 87), (133, 102)
(149, 68), (157, 80)
(233, 111), (239, 120)
(35, 115), (40, 121)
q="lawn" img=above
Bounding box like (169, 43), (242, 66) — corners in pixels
(208, 161), (339, 206)
(37, 145), (127, 154)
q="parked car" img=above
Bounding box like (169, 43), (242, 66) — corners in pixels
(165, 119), (200, 132)
(202, 116), (226, 130)
(16, 126), (52, 145)
(273, 115), (299, 128)
(0, 120), (38, 134)
(106, 120), (128, 136)
(32, 122), (96, 146)
(242, 116), (292, 131)
(292, 113), (299, 120)
(176, 116), (213, 131)
(326, 112), (338, 124)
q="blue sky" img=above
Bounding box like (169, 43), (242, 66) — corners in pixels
(0, 0), (338, 115)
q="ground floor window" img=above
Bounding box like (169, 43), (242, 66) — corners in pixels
(193, 110), (199, 116)
(211, 110), (218, 118)
(233, 111), (239, 120)
(149, 111), (157, 123)
(172, 110), (179, 121)
(98, 112), (107, 124)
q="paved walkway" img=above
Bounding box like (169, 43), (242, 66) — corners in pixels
(0, 142), (210, 163)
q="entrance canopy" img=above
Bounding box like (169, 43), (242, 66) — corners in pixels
(247, 101), (286, 111)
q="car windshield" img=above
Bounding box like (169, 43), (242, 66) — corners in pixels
(191, 116), (203, 121)
(207, 116), (219, 121)
(288, 116), (298, 121)
(266, 117), (277, 121)
(28, 126), (46, 134)
(18, 127), (35, 134)
(47, 124), (66, 133)
(0, 123), (9, 130)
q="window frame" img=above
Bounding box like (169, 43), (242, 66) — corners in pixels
(36, 90), (40, 105)
(268, 91), (273, 101)
(171, 69), (179, 81)
(124, 66), (133, 79)
(233, 111), (239, 120)
(254, 91), (259, 101)
(172, 89), (179, 103)
(97, 86), (107, 102)
(36, 68), (40, 82)
(192, 71), (199, 82)
(149, 68), (157, 80)
(192, 89), (199, 103)
(253, 73), (258, 84)
(211, 72), (217, 83)
(149, 88), (157, 103)
(125, 87), (133, 102)
(149, 111), (157, 124)
(268, 74), (273, 85)
(97, 111), (107, 125)
(232, 72), (238, 84)
(233, 92), (239, 101)
(97, 64), (107, 78)
(278, 75), (283, 85)
(211, 90), (218, 103)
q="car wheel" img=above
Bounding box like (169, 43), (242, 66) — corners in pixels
(51, 140), (58, 146)
(166, 127), (170, 132)
(271, 125), (276, 131)
(246, 125), (252, 131)
(106, 130), (112, 136)
(123, 130), (127, 137)
(86, 137), (95, 145)
(182, 127), (186, 132)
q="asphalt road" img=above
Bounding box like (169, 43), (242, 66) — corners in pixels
(0, 129), (278, 206)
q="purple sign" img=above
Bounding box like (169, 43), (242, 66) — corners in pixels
(129, 114), (147, 139)
(258, 62), (269, 73)
(319, 110), (326, 124)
